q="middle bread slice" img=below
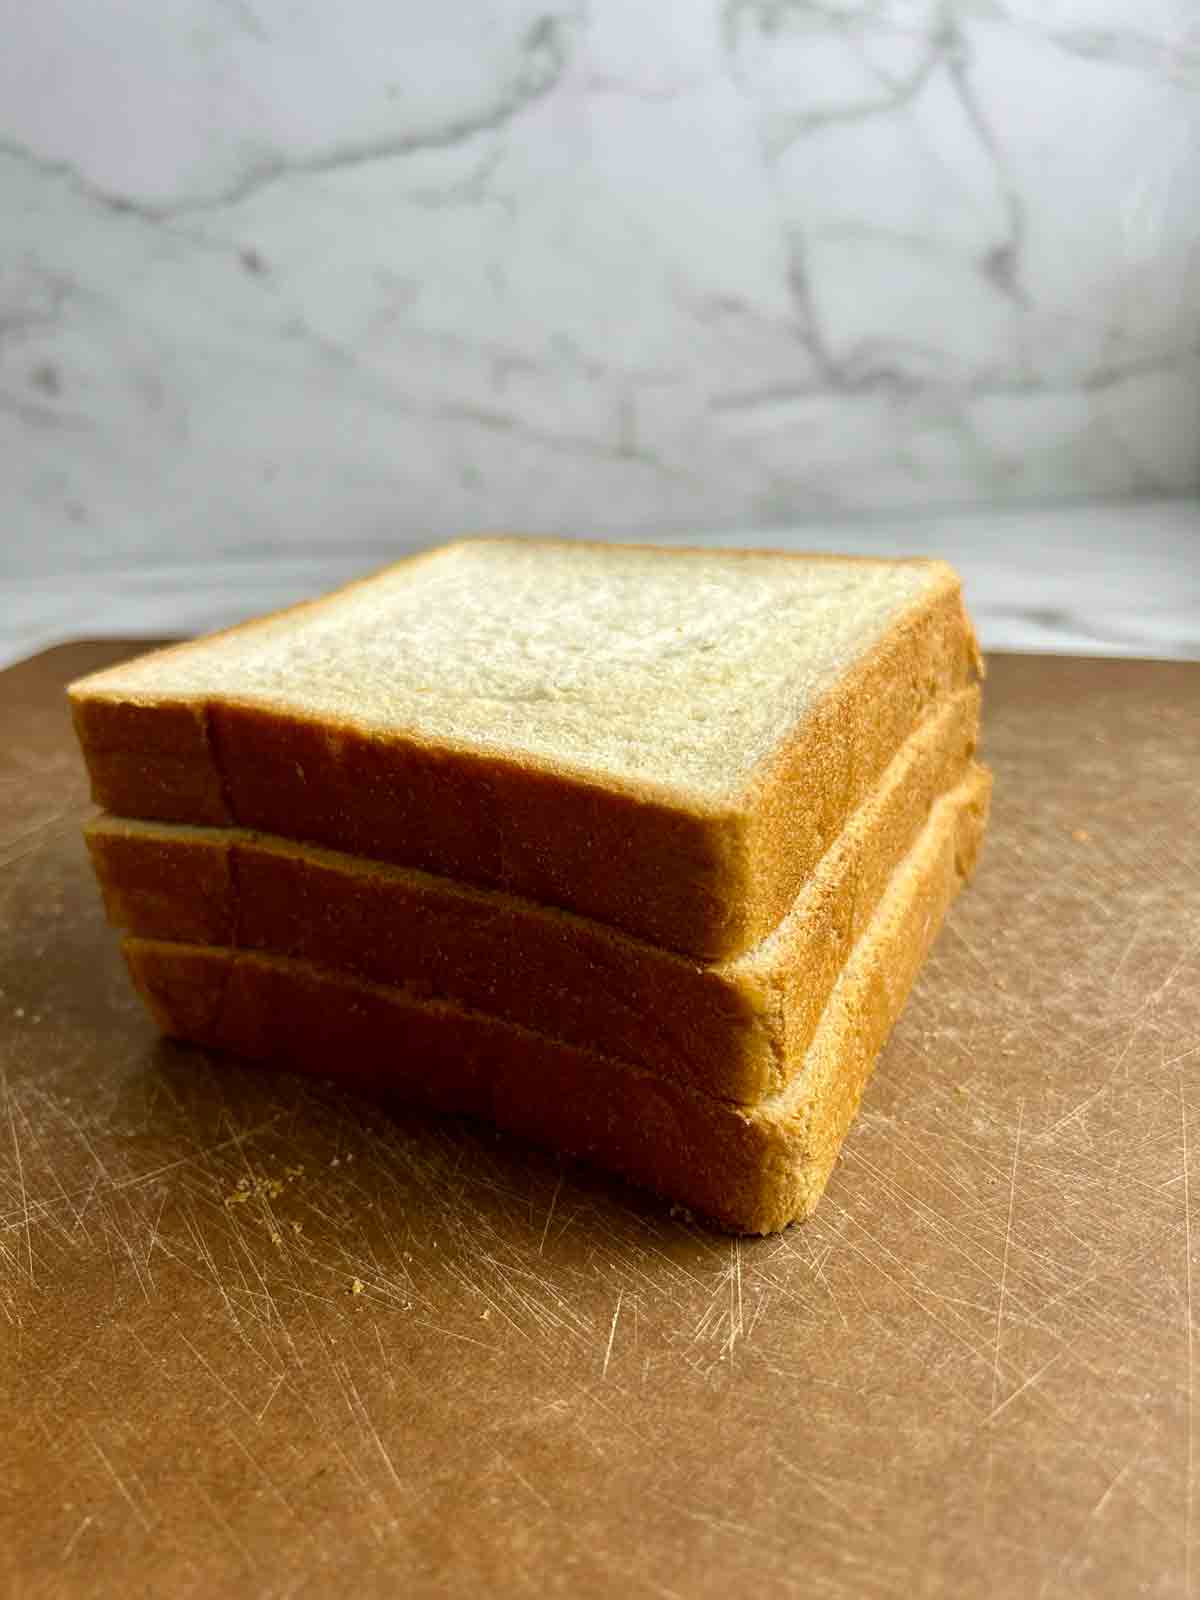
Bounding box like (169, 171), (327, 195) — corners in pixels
(86, 684), (980, 1106)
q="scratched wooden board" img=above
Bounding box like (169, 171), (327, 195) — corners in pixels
(3, 642), (1199, 1600)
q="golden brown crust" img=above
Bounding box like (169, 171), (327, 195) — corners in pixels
(122, 769), (990, 1234)
(70, 541), (980, 960)
(739, 568), (982, 946)
(88, 691), (982, 1104)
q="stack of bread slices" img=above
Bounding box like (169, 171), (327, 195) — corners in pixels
(70, 538), (990, 1233)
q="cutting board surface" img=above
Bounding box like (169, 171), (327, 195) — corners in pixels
(3, 642), (1199, 1599)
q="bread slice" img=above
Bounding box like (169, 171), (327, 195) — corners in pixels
(87, 685), (980, 1105)
(70, 538), (981, 960)
(123, 766), (990, 1234)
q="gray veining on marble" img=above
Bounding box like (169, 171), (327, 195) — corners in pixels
(1, 2), (1198, 585)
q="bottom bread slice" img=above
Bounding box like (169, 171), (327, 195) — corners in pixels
(124, 766), (990, 1234)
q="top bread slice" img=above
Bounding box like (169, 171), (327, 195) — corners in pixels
(69, 537), (981, 960)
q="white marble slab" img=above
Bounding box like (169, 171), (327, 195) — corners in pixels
(1, 2), (1199, 581)
(6, 500), (1198, 668)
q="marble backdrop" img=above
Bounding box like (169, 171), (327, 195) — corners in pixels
(2, 1), (1199, 578)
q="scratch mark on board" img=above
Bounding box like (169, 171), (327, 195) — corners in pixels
(4, 1073), (34, 1284)
(409, 1316), (496, 1352)
(496, 1449), (551, 1511)
(1037, 1439), (1149, 1600)
(60, 1514), (94, 1561)
(602, 1288), (623, 1378)
(725, 1237), (744, 1360)
(993, 1099), (1024, 1416)
(342, 1362), (406, 1499)
(1091, 1455), (1135, 1524)
(986, 1349), (1065, 1424)
(256, 1373), (286, 1424)
(538, 1173), (563, 1257)
(82, 1424), (150, 1531)
(768, 1446), (867, 1528)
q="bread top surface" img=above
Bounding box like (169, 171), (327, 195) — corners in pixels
(71, 538), (953, 805)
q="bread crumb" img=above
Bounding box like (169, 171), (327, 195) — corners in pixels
(223, 1166), (303, 1208)
(350, 1278), (365, 1296)
(1070, 828), (1090, 843)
